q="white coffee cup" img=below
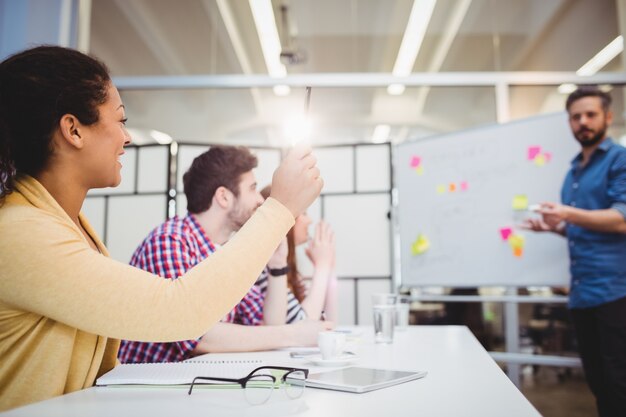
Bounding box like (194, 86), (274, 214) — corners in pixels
(318, 331), (346, 360)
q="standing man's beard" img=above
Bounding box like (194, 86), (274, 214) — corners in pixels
(575, 124), (607, 148)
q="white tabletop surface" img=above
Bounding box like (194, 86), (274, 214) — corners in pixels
(1, 326), (541, 417)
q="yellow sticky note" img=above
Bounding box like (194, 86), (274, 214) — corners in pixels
(512, 195), (528, 210)
(416, 166), (424, 175)
(534, 154), (546, 166)
(508, 234), (525, 249)
(411, 234), (430, 255)
(436, 185), (446, 194)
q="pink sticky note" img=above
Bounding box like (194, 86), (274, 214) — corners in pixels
(544, 152), (552, 162)
(500, 227), (513, 241)
(528, 146), (541, 160)
(410, 156), (421, 168)
(460, 181), (469, 191)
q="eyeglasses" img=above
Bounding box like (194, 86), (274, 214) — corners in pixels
(188, 366), (309, 405)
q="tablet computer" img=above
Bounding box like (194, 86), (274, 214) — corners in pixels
(305, 367), (427, 393)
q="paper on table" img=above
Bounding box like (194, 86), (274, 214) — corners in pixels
(96, 360), (264, 386)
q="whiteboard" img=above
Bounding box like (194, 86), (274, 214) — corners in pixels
(394, 112), (579, 287)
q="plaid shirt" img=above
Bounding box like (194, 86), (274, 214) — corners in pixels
(118, 214), (265, 364)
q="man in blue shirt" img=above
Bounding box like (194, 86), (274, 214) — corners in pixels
(525, 86), (626, 417)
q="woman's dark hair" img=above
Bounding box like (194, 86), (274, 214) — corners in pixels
(261, 185), (307, 303)
(183, 145), (258, 214)
(0, 45), (111, 197)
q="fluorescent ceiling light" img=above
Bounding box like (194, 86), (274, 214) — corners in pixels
(557, 83), (577, 94)
(576, 35), (623, 76)
(388, 0), (436, 95)
(392, 0), (436, 77)
(387, 83), (406, 95)
(558, 35), (624, 94)
(249, 0), (287, 80)
(372, 124), (391, 143)
(150, 130), (173, 145)
(273, 84), (291, 96)
(127, 128), (173, 145)
(126, 128), (150, 145)
(415, 0), (471, 112)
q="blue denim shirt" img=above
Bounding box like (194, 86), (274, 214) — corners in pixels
(561, 138), (626, 309)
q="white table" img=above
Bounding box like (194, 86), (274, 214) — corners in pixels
(1, 326), (540, 417)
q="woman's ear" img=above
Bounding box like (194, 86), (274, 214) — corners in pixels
(58, 114), (85, 149)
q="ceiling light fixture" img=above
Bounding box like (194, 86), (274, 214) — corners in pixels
(278, 4), (306, 66)
(558, 35), (624, 94)
(249, 0), (289, 95)
(414, 0), (471, 111)
(150, 130), (173, 145)
(371, 124), (391, 143)
(387, 83), (406, 96)
(557, 83), (577, 94)
(576, 35), (623, 77)
(387, 0), (437, 95)
(273, 84), (291, 96)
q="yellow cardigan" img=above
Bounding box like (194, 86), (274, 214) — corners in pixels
(0, 176), (293, 411)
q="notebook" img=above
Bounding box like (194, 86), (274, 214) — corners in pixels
(96, 360), (264, 386)
(305, 366), (427, 393)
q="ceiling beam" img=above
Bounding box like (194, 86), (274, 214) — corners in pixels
(114, 71), (626, 90)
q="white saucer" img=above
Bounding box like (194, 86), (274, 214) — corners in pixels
(307, 353), (359, 367)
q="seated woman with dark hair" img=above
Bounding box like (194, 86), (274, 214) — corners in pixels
(260, 185), (338, 323)
(0, 45), (322, 411)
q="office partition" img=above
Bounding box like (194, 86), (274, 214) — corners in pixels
(83, 142), (393, 326)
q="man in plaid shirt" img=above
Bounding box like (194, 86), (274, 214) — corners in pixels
(118, 146), (330, 363)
